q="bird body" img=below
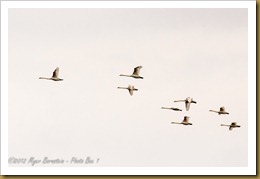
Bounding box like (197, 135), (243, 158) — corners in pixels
(209, 106), (229, 115)
(39, 67), (63, 81)
(171, 116), (192, 125)
(221, 122), (240, 130)
(174, 97), (196, 111)
(117, 85), (138, 96)
(120, 66), (143, 79)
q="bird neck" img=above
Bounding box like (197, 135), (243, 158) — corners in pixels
(172, 122), (181, 124)
(209, 110), (218, 113)
(120, 74), (131, 77)
(39, 77), (51, 80)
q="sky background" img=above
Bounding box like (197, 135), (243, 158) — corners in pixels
(8, 8), (248, 167)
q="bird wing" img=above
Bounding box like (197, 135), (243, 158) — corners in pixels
(191, 100), (197, 104)
(52, 67), (59, 78)
(132, 66), (142, 75)
(185, 101), (191, 111)
(128, 89), (133, 96)
(229, 126), (233, 131)
(183, 116), (189, 123)
(220, 106), (225, 112)
(231, 122), (237, 126)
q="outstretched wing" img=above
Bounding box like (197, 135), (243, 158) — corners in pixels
(183, 116), (189, 123)
(132, 66), (142, 75)
(185, 101), (191, 111)
(231, 122), (237, 126)
(220, 106), (225, 112)
(172, 108), (182, 111)
(52, 67), (59, 78)
(128, 89), (133, 96)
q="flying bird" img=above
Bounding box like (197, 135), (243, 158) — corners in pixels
(209, 106), (229, 115)
(117, 85), (138, 96)
(174, 97), (196, 111)
(120, 66), (143, 79)
(171, 116), (192, 125)
(161, 107), (182, 111)
(221, 122), (240, 131)
(39, 67), (63, 81)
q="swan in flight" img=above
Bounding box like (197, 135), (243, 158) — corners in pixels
(39, 67), (63, 81)
(221, 122), (240, 131)
(117, 85), (138, 96)
(161, 107), (182, 111)
(209, 106), (229, 115)
(120, 66), (143, 79)
(174, 97), (196, 111)
(171, 116), (192, 125)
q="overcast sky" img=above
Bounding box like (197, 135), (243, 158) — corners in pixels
(8, 8), (248, 167)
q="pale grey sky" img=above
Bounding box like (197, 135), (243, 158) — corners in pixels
(8, 8), (248, 167)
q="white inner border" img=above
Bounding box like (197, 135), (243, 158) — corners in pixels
(1, 1), (256, 175)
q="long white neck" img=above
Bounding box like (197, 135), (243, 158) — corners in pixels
(171, 122), (181, 124)
(162, 107), (171, 110)
(39, 77), (51, 80)
(118, 87), (128, 89)
(174, 100), (185, 102)
(209, 110), (218, 113)
(120, 74), (132, 77)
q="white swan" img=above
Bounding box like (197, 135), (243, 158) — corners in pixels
(221, 122), (240, 131)
(171, 116), (192, 125)
(39, 67), (63, 81)
(161, 107), (182, 111)
(174, 97), (196, 111)
(117, 85), (138, 96)
(209, 106), (229, 115)
(120, 66), (143, 79)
